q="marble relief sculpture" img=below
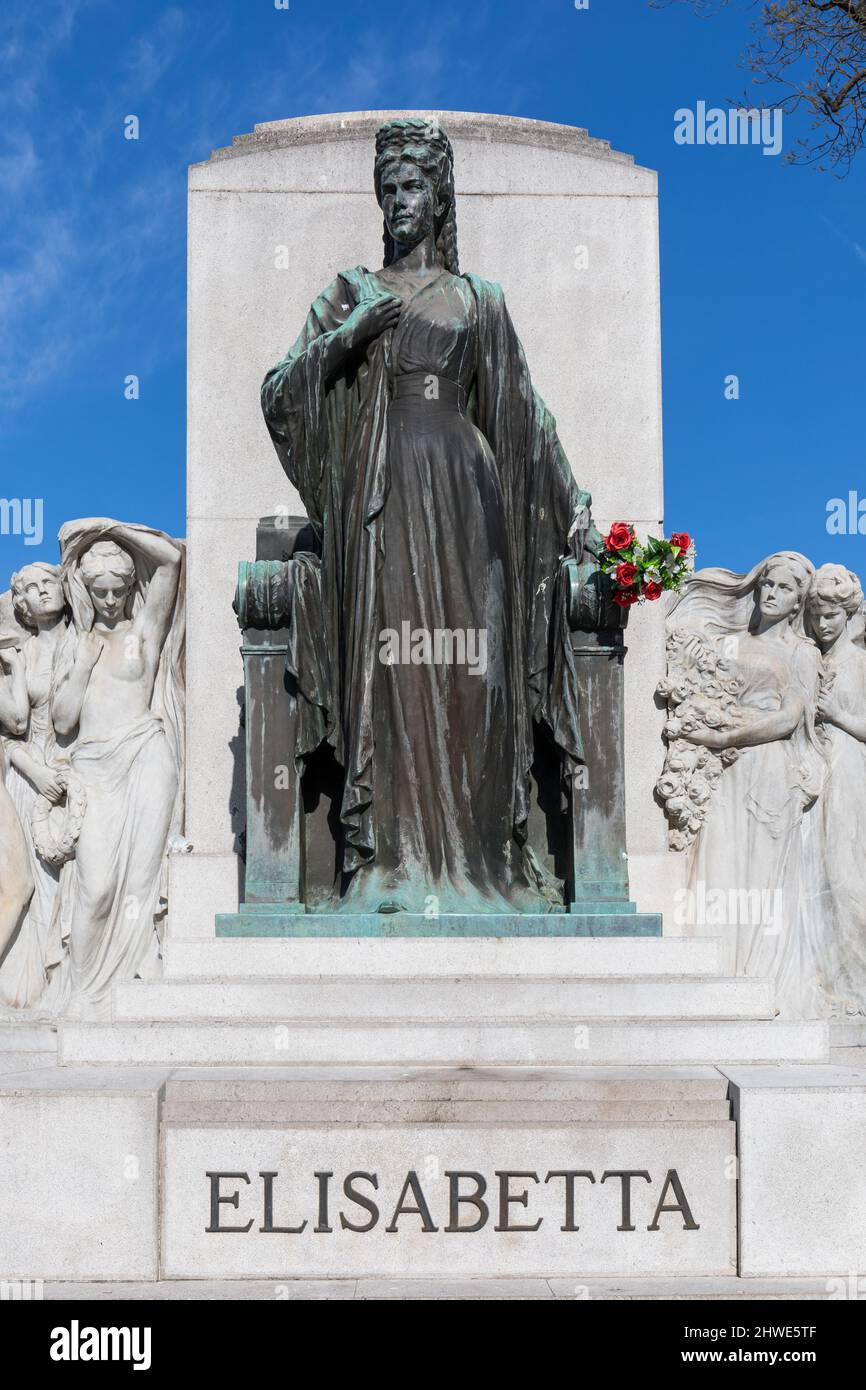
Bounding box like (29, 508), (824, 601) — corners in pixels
(0, 648), (33, 979)
(49, 521), (186, 1020)
(658, 551), (866, 1017)
(805, 564), (866, 1015)
(0, 521), (186, 1021)
(261, 117), (604, 916)
(0, 565), (70, 1008)
(659, 552), (823, 999)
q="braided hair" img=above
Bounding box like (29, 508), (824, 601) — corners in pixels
(374, 117), (459, 273)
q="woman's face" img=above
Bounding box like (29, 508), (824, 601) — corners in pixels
(808, 599), (849, 651)
(86, 572), (133, 624)
(758, 565), (803, 623)
(16, 567), (64, 627)
(379, 159), (436, 248)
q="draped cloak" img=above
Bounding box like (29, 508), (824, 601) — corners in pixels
(262, 267), (599, 888)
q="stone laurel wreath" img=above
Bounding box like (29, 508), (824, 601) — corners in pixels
(655, 629), (744, 851)
(30, 771), (87, 867)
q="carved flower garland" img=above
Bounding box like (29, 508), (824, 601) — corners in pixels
(656, 629), (744, 850)
(599, 524), (694, 608)
(30, 771), (87, 867)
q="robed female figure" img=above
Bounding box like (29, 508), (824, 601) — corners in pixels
(262, 118), (601, 915)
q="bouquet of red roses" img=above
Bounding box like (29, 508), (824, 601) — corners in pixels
(599, 523), (694, 609)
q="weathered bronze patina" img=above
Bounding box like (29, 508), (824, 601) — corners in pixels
(254, 118), (623, 918)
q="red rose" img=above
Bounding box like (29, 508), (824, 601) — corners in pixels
(616, 561), (638, 588)
(613, 589), (640, 608)
(670, 532), (691, 555)
(643, 580), (663, 601)
(605, 521), (634, 552)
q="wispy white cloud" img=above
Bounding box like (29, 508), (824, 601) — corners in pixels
(0, 3), (194, 414)
(0, 130), (39, 193)
(818, 213), (866, 272)
(0, 0), (96, 111)
(0, 1), (496, 415)
(123, 6), (186, 96)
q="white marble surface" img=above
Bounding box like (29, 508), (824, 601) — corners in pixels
(161, 934), (726, 978)
(724, 1066), (866, 1276)
(112, 974), (774, 1023)
(36, 1275), (843, 1300)
(57, 1017), (829, 1067)
(0, 1069), (163, 1280)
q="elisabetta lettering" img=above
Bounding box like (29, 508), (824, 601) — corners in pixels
(204, 1168), (700, 1234)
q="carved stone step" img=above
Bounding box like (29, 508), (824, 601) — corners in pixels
(163, 1063), (731, 1100)
(0, 1023), (58, 1075)
(58, 1018), (829, 1068)
(162, 936), (725, 980)
(113, 976), (775, 1023)
(161, 1065), (733, 1123)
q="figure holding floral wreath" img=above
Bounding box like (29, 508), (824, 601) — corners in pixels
(659, 551), (824, 1004)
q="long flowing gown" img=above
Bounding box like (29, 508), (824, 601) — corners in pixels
(359, 272), (536, 911)
(687, 633), (820, 987)
(0, 638), (64, 1008)
(814, 642), (866, 1014)
(57, 712), (177, 1019)
(262, 267), (594, 913)
(0, 746), (30, 989)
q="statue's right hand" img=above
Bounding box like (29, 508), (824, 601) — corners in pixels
(339, 293), (403, 353)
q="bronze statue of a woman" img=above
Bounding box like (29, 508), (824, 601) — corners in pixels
(262, 118), (602, 915)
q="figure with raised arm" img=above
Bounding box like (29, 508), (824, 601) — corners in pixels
(50, 520), (185, 1020)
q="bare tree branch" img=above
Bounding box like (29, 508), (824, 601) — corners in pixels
(653, 0), (866, 170)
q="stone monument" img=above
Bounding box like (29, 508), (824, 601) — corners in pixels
(175, 109), (673, 944)
(1, 111), (865, 1295)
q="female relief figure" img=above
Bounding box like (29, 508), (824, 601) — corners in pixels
(664, 553), (823, 998)
(0, 564), (69, 1008)
(805, 564), (866, 1015)
(0, 642), (32, 974)
(50, 521), (185, 1020)
(262, 119), (599, 915)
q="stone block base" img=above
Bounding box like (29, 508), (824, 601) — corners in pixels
(161, 1069), (738, 1280)
(2, 1063), (865, 1283)
(0, 1068), (163, 1281)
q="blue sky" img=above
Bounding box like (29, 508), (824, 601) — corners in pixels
(1, 0), (864, 581)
